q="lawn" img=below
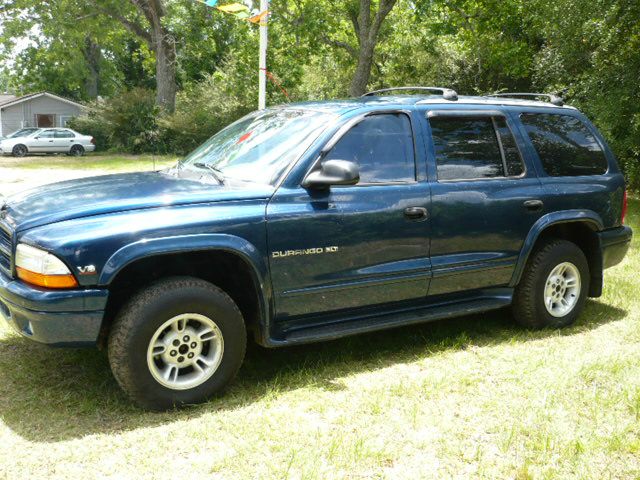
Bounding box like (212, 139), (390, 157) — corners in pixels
(0, 153), (178, 171)
(0, 168), (638, 477)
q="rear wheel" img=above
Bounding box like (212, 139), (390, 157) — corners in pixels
(108, 277), (246, 410)
(513, 239), (589, 329)
(69, 144), (85, 156)
(12, 144), (27, 157)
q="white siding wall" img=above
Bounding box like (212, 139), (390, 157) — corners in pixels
(0, 95), (83, 136)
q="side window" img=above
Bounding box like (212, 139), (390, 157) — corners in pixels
(37, 130), (55, 138)
(55, 130), (75, 138)
(324, 113), (415, 183)
(520, 113), (608, 176)
(430, 116), (524, 181)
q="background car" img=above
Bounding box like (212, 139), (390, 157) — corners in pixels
(0, 128), (96, 157)
(0, 127), (41, 142)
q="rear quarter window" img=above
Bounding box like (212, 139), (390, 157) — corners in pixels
(520, 113), (608, 176)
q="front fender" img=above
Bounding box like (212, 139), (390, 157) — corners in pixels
(99, 233), (269, 287)
(510, 209), (604, 287)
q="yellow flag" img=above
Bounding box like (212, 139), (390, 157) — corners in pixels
(217, 3), (250, 14)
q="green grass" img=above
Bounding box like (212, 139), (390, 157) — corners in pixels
(0, 197), (639, 478)
(1, 153), (178, 171)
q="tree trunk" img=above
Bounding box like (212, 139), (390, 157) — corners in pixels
(348, 0), (398, 97)
(152, 28), (177, 111)
(350, 40), (376, 97)
(81, 37), (101, 99)
(129, 0), (177, 111)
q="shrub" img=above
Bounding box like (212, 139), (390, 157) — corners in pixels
(159, 56), (255, 155)
(69, 88), (165, 153)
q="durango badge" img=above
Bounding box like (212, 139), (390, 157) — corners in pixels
(272, 246), (339, 258)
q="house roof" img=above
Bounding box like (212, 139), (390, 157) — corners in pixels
(0, 92), (85, 110)
(0, 94), (17, 106)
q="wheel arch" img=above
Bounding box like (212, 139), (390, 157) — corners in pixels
(511, 210), (604, 297)
(12, 143), (28, 155)
(99, 234), (272, 346)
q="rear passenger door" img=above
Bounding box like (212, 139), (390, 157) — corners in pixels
(53, 129), (76, 152)
(423, 109), (546, 296)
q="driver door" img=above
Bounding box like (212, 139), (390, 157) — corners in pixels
(26, 129), (54, 152)
(266, 112), (431, 325)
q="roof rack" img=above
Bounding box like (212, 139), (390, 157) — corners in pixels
(485, 92), (564, 106)
(361, 86), (458, 101)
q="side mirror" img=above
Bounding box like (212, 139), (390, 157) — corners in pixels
(302, 160), (360, 188)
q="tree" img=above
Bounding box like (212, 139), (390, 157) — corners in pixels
(0, 0), (135, 100)
(346, 0), (398, 96)
(91, 0), (177, 111)
(277, 0), (399, 96)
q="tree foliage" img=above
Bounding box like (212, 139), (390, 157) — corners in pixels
(1, 0), (639, 188)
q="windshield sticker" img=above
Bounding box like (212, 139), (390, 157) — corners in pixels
(236, 131), (252, 144)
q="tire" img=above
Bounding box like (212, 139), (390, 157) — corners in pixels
(70, 144), (85, 156)
(108, 276), (247, 410)
(513, 239), (589, 329)
(12, 144), (27, 157)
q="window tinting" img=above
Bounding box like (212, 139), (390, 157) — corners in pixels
(324, 113), (415, 183)
(55, 130), (75, 138)
(430, 117), (505, 180)
(520, 113), (608, 176)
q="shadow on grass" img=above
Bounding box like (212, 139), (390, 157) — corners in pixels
(0, 299), (626, 443)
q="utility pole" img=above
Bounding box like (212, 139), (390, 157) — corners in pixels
(258, 0), (268, 109)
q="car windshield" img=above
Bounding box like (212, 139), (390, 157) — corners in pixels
(8, 128), (38, 138)
(180, 108), (336, 185)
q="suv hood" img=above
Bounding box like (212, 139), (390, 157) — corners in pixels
(4, 171), (274, 232)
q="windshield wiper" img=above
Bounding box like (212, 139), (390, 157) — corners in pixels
(193, 162), (225, 185)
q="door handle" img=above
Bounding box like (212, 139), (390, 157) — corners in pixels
(523, 199), (544, 211)
(404, 206), (428, 220)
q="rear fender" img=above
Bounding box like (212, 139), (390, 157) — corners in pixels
(510, 210), (604, 287)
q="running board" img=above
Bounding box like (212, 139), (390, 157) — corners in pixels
(276, 295), (512, 346)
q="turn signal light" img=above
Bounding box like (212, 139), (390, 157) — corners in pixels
(16, 267), (79, 289)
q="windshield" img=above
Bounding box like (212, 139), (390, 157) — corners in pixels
(180, 108), (336, 185)
(9, 128), (38, 138)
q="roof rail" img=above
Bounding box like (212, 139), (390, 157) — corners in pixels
(485, 92), (564, 106)
(362, 86), (458, 101)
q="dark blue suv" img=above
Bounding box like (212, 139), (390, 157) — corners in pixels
(0, 88), (632, 409)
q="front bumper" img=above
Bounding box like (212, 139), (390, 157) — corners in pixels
(599, 225), (633, 269)
(0, 268), (108, 346)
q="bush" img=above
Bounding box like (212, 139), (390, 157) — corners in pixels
(159, 56), (255, 155)
(68, 88), (165, 153)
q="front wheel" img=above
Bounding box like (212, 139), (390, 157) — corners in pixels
(512, 239), (589, 329)
(108, 277), (246, 410)
(12, 144), (27, 157)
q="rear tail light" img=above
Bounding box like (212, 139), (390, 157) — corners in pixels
(90, 137), (96, 145)
(622, 189), (628, 224)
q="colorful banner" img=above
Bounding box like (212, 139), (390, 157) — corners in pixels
(196, 1), (268, 24)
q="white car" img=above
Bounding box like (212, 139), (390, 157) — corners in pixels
(0, 128), (96, 157)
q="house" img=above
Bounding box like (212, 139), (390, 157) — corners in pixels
(0, 92), (85, 137)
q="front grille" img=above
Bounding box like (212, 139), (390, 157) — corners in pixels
(0, 223), (12, 273)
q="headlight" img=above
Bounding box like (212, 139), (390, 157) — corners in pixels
(15, 244), (78, 288)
